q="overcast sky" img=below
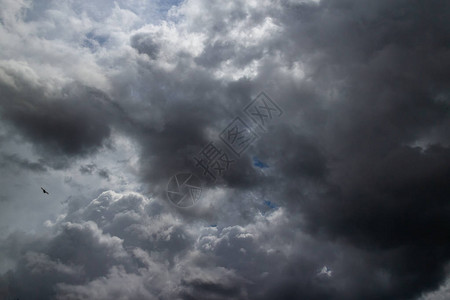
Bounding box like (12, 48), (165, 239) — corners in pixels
(0, 0), (449, 299)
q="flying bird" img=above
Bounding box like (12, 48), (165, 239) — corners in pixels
(318, 266), (332, 277)
(41, 187), (49, 194)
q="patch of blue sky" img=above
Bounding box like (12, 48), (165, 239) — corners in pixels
(157, 0), (184, 14)
(263, 200), (278, 210)
(253, 156), (269, 169)
(128, 0), (185, 23)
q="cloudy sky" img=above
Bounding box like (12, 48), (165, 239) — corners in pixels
(0, 0), (449, 299)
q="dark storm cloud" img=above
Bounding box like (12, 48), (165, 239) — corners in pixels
(1, 0), (450, 299)
(131, 0), (449, 297)
(255, 0), (450, 298)
(0, 84), (109, 155)
(0, 79), (132, 169)
(129, 71), (259, 194)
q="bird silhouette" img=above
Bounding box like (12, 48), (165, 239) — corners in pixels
(318, 266), (332, 277)
(41, 187), (49, 194)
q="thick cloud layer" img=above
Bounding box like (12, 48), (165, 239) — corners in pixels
(0, 0), (449, 299)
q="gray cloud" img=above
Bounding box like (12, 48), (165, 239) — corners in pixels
(0, 0), (449, 299)
(0, 153), (47, 173)
(0, 82), (113, 164)
(130, 33), (160, 59)
(79, 163), (97, 175)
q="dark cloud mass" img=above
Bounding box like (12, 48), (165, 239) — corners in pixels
(0, 83), (114, 163)
(0, 0), (449, 299)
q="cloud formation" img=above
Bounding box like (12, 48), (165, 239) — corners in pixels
(0, 0), (449, 299)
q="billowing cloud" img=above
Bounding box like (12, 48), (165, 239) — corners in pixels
(1, 0), (449, 299)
